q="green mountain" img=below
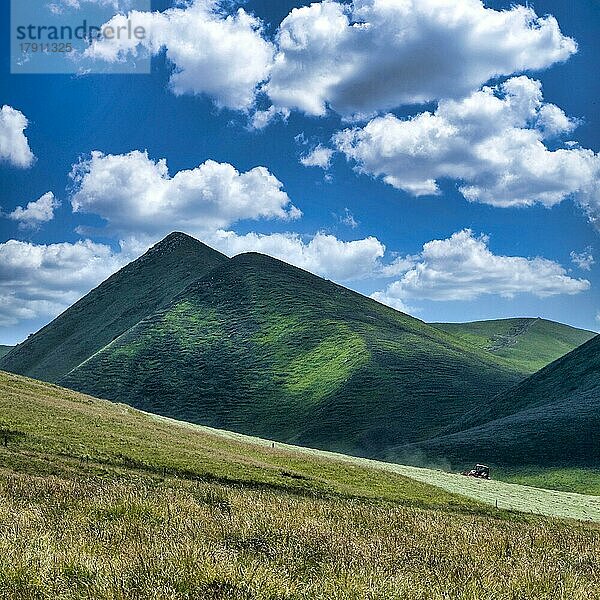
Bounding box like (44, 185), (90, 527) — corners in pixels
(59, 249), (521, 457)
(2, 232), (593, 462)
(397, 335), (600, 469)
(0, 346), (12, 359)
(433, 318), (596, 374)
(0, 233), (228, 382)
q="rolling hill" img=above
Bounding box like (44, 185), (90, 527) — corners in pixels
(433, 318), (596, 374)
(2, 370), (599, 598)
(58, 250), (523, 456)
(1, 369), (598, 517)
(0, 345), (12, 359)
(396, 335), (600, 470)
(0, 233), (227, 382)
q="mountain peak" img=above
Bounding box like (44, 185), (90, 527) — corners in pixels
(134, 233), (227, 269)
(0, 231), (228, 382)
(150, 231), (212, 253)
(159, 231), (196, 244)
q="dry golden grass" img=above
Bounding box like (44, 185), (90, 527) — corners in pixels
(0, 471), (599, 600)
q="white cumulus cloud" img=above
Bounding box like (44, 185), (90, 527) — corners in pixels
(85, 0), (577, 120)
(372, 230), (590, 307)
(7, 192), (60, 229)
(70, 150), (300, 237)
(266, 0), (576, 117)
(299, 145), (334, 169)
(47, 0), (126, 13)
(0, 106), (35, 168)
(84, 0), (275, 111)
(334, 77), (600, 212)
(0, 239), (127, 327)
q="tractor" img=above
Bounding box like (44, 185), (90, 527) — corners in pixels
(462, 464), (490, 479)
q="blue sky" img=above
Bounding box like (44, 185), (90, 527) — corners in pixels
(0, 0), (599, 345)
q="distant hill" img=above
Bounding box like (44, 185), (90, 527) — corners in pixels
(433, 318), (596, 374)
(0, 233), (228, 382)
(396, 335), (600, 469)
(0, 346), (13, 359)
(59, 249), (521, 457)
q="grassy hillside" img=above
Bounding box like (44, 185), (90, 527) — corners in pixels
(61, 252), (521, 457)
(158, 417), (600, 521)
(397, 336), (600, 471)
(0, 371), (469, 508)
(1, 371), (599, 599)
(497, 468), (600, 496)
(433, 318), (596, 374)
(0, 345), (12, 359)
(0, 233), (228, 382)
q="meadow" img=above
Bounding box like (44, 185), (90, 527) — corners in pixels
(2, 470), (600, 600)
(1, 370), (600, 599)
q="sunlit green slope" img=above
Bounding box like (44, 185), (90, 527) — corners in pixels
(433, 318), (595, 374)
(61, 252), (521, 457)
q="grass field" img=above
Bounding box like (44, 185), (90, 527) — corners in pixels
(150, 415), (600, 523)
(496, 467), (600, 496)
(3, 472), (600, 600)
(1, 370), (600, 599)
(0, 371), (495, 510)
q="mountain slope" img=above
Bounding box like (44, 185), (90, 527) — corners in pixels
(0, 233), (228, 382)
(0, 346), (12, 359)
(61, 251), (522, 457)
(433, 318), (596, 374)
(0, 369), (461, 506)
(397, 335), (600, 468)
